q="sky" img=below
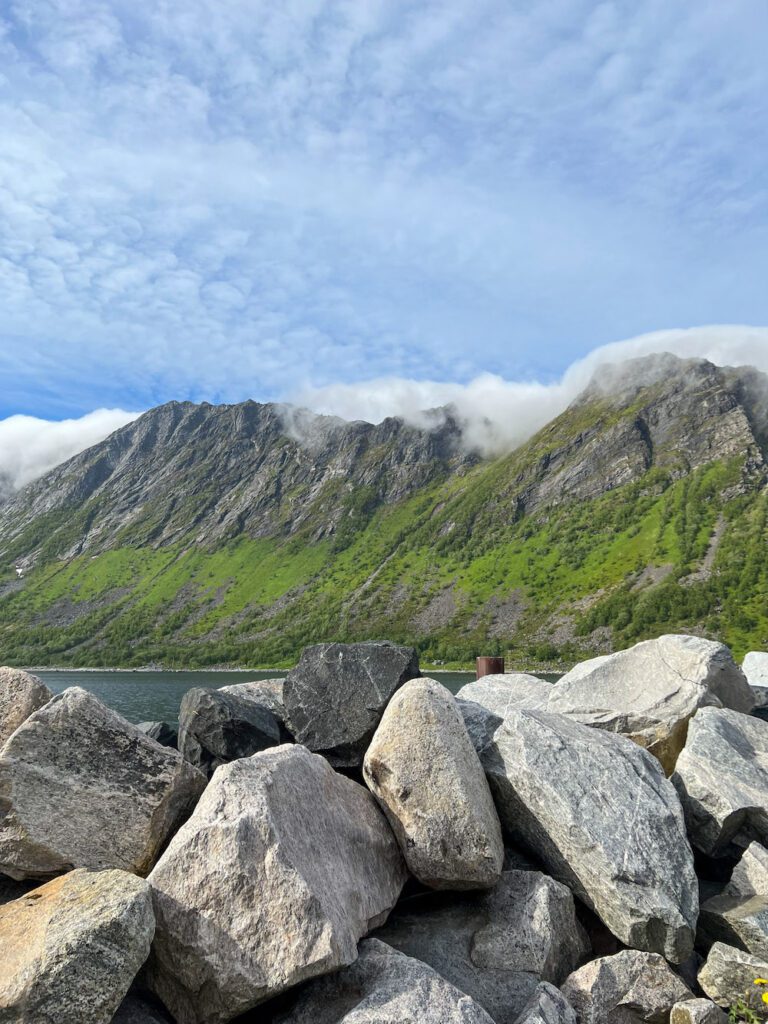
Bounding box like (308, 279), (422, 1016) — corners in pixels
(1, 1), (768, 483)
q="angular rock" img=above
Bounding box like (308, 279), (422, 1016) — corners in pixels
(724, 843), (768, 898)
(363, 677), (503, 890)
(671, 707), (768, 857)
(219, 677), (286, 722)
(136, 721), (179, 748)
(743, 653), (768, 688)
(481, 708), (698, 962)
(269, 938), (495, 1024)
(147, 744), (407, 1024)
(456, 674), (553, 715)
(0, 687), (206, 880)
(283, 641), (420, 766)
(0, 868), (154, 1023)
(515, 983), (578, 1024)
(374, 869), (590, 1024)
(177, 687), (281, 777)
(698, 941), (768, 1007)
(670, 999), (726, 1024)
(561, 950), (693, 1024)
(549, 636), (753, 773)
(699, 892), (768, 958)
(0, 666), (52, 746)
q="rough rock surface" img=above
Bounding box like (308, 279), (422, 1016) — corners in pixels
(0, 666), (52, 746)
(283, 641), (420, 766)
(374, 869), (590, 1024)
(671, 707), (768, 856)
(480, 708), (698, 962)
(698, 942), (768, 1007)
(561, 950), (693, 1024)
(0, 687), (206, 880)
(363, 677), (503, 889)
(177, 687), (281, 777)
(699, 892), (768, 958)
(268, 938), (495, 1024)
(455, 674), (553, 715)
(744, 653), (768, 688)
(219, 678), (286, 723)
(515, 983), (578, 1024)
(547, 636), (749, 773)
(136, 721), (179, 748)
(670, 999), (726, 1024)
(112, 994), (172, 1023)
(723, 843), (768, 898)
(147, 744), (407, 1024)
(0, 868), (154, 1023)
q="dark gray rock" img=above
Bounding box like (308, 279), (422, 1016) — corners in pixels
(283, 641), (420, 766)
(699, 892), (768, 958)
(698, 941), (768, 1007)
(514, 983), (577, 1024)
(112, 993), (172, 1023)
(480, 708), (698, 962)
(373, 869), (590, 1024)
(136, 721), (178, 749)
(177, 686), (281, 777)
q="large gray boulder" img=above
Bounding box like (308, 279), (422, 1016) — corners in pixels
(0, 687), (206, 880)
(0, 868), (154, 1023)
(363, 677), (503, 890)
(743, 653), (768, 687)
(480, 708), (698, 962)
(548, 636), (753, 773)
(373, 869), (590, 1024)
(670, 1000), (726, 1024)
(147, 744), (407, 1024)
(671, 707), (768, 856)
(0, 666), (52, 746)
(515, 983), (577, 1024)
(177, 687), (281, 777)
(269, 938), (496, 1023)
(699, 891), (768, 959)
(561, 950), (693, 1024)
(283, 641), (420, 766)
(698, 941), (768, 1007)
(219, 677), (286, 724)
(723, 843), (768, 898)
(456, 674), (553, 715)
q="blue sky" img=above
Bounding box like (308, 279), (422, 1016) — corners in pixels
(1, 0), (768, 425)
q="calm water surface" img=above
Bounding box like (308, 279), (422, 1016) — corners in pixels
(33, 669), (477, 725)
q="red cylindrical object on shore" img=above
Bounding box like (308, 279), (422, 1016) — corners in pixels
(476, 656), (505, 679)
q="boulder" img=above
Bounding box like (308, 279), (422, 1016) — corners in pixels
(743, 653), (768, 688)
(0, 687), (206, 880)
(548, 636), (753, 773)
(698, 941), (768, 1007)
(373, 869), (590, 1024)
(363, 677), (503, 890)
(0, 666), (52, 746)
(671, 707), (768, 857)
(283, 641), (420, 766)
(515, 983), (577, 1024)
(147, 744), (407, 1024)
(455, 674), (553, 715)
(670, 999), (726, 1024)
(699, 892), (768, 958)
(561, 950), (693, 1024)
(136, 721), (178, 748)
(480, 708), (698, 962)
(0, 868), (154, 1023)
(268, 938), (495, 1024)
(177, 687), (281, 777)
(219, 677), (287, 724)
(723, 843), (768, 898)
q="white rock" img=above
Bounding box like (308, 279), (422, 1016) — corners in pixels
(744, 653), (768, 687)
(0, 666), (52, 746)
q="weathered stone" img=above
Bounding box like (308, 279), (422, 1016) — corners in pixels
(112, 994), (172, 1023)
(0, 666), (51, 746)
(698, 942), (768, 1007)
(136, 721), (178, 748)
(670, 999), (726, 1024)
(0, 868), (154, 1023)
(374, 869), (590, 1024)
(548, 636), (753, 774)
(480, 708), (698, 962)
(724, 843), (768, 898)
(456, 674), (553, 715)
(699, 892), (768, 958)
(269, 938), (495, 1024)
(671, 707), (768, 857)
(0, 687), (206, 880)
(283, 641), (420, 766)
(363, 677), (503, 890)
(219, 677), (286, 723)
(177, 687), (281, 777)
(561, 950), (693, 1024)
(515, 983), (578, 1024)
(743, 653), (768, 688)
(147, 744), (407, 1024)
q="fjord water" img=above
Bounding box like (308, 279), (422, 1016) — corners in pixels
(33, 669), (476, 725)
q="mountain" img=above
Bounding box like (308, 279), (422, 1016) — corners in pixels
(2, 353), (768, 669)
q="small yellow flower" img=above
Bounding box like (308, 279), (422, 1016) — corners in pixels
(754, 979), (768, 985)
(761, 993), (768, 1005)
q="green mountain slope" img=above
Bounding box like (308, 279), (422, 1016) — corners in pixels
(2, 354), (768, 668)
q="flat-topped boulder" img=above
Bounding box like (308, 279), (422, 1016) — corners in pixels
(0, 868), (154, 1023)
(177, 687), (281, 777)
(455, 674), (553, 715)
(670, 1000), (726, 1024)
(698, 942), (768, 1007)
(363, 677), (503, 890)
(219, 677), (286, 722)
(283, 641), (419, 766)
(0, 687), (206, 880)
(0, 666), (52, 746)
(548, 636), (753, 773)
(268, 938), (496, 1024)
(671, 707), (768, 856)
(480, 708), (698, 962)
(373, 870), (590, 1024)
(147, 744), (407, 1024)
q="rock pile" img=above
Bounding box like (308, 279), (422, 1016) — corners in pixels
(1, 635), (768, 1024)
